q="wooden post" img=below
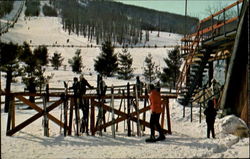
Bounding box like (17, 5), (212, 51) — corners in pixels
(165, 98), (171, 134)
(135, 85), (141, 137)
(190, 102), (193, 122)
(111, 86), (115, 138)
(11, 96), (15, 129)
(46, 84), (49, 102)
(74, 96), (79, 136)
(90, 98), (95, 136)
(127, 83), (131, 136)
(209, 62), (213, 86)
(116, 96), (123, 132)
(211, 15), (214, 39)
(68, 97), (74, 136)
(161, 101), (165, 128)
(183, 104), (185, 118)
(6, 95), (14, 135)
(123, 90), (126, 132)
(62, 94), (68, 137)
(199, 103), (202, 123)
(223, 9), (226, 37)
(143, 88), (148, 131)
(43, 95), (49, 137)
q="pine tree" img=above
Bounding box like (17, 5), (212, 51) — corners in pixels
(0, 42), (22, 112)
(160, 46), (181, 87)
(94, 41), (118, 77)
(117, 48), (134, 80)
(68, 49), (84, 74)
(143, 53), (158, 84)
(50, 52), (64, 70)
(20, 44), (51, 98)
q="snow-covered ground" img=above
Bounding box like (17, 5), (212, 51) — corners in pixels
(1, 1), (249, 158)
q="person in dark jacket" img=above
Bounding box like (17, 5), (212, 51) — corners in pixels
(79, 75), (93, 134)
(204, 100), (217, 138)
(69, 77), (80, 96)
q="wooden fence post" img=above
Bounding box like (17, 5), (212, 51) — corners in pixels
(166, 98), (172, 134)
(90, 98), (95, 136)
(61, 93), (68, 137)
(111, 86), (115, 138)
(135, 85), (141, 137)
(143, 88), (148, 131)
(6, 95), (14, 135)
(127, 83), (131, 136)
(161, 101), (165, 129)
(43, 95), (49, 137)
(68, 97), (74, 136)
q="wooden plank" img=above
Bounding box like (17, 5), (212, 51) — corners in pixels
(68, 97), (74, 135)
(12, 96), (15, 129)
(161, 102), (165, 128)
(165, 99), (172, 134)
(6, 112), (43, 136)
(90, 99), (95, 136)
(15, 96), (66, 130)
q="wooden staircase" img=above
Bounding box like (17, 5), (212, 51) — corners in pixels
(176, 0), (244, 106)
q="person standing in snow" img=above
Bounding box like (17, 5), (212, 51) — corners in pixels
(135, 76), (143, 97)
(204, 100), (217, 138)
(79, 74), (94, 134)
(210, 79), (221, 107)
(96, 75), (108, 132)
(146, 84), (165, 142)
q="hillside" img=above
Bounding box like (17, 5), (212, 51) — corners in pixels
(51, 0), (198, 45)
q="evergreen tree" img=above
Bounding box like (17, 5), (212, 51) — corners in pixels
(117, 48), (134, 80)
(50, 51), (64, 70)
(94, 41), (118, 77)
(143, 53), (158, 84)
(68, 49), (84, 74)
(160, 46), (181, 87)
(0, 42), (22, 112)
(20, 44), (51, 99)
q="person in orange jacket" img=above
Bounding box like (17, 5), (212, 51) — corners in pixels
(145, 84), (165, 142)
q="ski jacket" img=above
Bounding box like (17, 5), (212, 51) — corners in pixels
(149, 90), (162, 113)
(204, 107), (217, 123)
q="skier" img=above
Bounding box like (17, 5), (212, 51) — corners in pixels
(146, 84), (165, 142)
(204, 100), (217, 138)
(79, 74), (94, 134)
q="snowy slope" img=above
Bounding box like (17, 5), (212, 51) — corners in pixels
(1, 2), (249, 159)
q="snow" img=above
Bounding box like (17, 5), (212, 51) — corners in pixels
(1, 2), (249, 158)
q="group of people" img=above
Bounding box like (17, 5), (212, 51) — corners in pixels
(69, 74), (107, 135)
(68, 74), (218, 141)
(69, 75), (94, 135)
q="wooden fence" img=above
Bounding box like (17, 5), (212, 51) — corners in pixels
(1, 84), (177, 137)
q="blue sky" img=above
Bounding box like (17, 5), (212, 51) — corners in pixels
(115, 0), (236, 19)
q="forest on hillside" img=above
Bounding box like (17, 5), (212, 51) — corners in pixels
(49, 0), (198, 45)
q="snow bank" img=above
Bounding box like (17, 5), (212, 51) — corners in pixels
(216, 115), (249, 138)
